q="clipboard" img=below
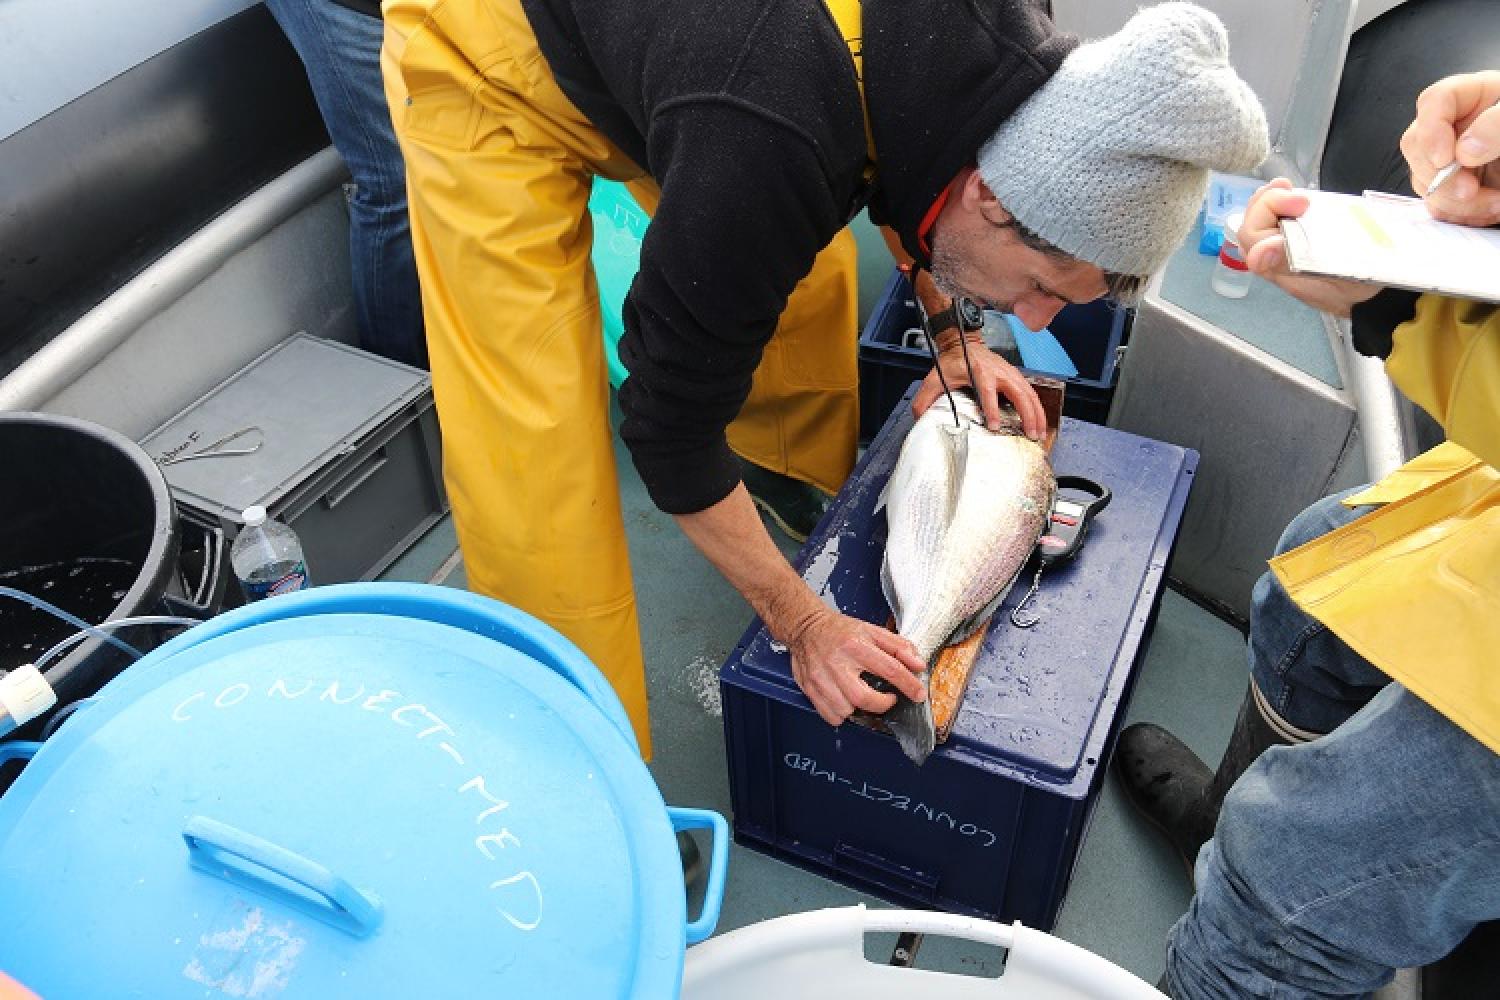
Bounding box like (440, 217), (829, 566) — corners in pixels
(1279, 189), (1500, 305)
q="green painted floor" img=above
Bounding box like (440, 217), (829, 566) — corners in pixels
(380, 404), (1249, 985)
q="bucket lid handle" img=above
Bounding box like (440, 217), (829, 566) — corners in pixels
(183, 816), (384, 938)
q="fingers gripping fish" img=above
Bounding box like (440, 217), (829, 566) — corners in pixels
(875, 393), (1054, 765)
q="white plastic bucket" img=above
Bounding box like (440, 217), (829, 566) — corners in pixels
(681, 906), (1165, 1000)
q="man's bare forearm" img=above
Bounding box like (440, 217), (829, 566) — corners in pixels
(673, 483), (827, 642)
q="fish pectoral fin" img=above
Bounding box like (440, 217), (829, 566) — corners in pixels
(944, 573), (1022, 647)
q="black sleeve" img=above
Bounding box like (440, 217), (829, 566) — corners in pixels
(616, 100), (845, 515)
(1350, 287), (1421, 360)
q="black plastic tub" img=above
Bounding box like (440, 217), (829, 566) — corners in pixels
(0, 412), (181, 737)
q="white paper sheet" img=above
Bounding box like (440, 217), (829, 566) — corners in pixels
(1279, 190), (1500, 304)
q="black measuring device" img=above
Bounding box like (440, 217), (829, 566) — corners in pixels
(1011, 475), (1112, 628)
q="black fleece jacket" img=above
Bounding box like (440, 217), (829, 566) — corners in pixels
(522, 0), (1073, 515)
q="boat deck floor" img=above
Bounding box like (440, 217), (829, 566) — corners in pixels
(379, 408), (1249, 983)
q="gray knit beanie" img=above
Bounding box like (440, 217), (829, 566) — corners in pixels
(978, 2), (1269, 278)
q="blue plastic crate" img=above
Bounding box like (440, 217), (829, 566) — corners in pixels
(719, 386), (1196, 929)
(857, 270), (1130, 440)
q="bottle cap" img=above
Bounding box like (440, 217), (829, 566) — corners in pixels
(241, 505), (267, 527)
(0, 664), (58, 728)
(1223, 210), (1247, 248)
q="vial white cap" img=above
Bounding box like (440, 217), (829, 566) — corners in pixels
(1223, 210), (1247, 247)
(0, 664), (58, 728)
(242, 505), (267, 527)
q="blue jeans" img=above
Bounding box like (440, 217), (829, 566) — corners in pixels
(1165, 492), (1500, 998)
(266, 0), (427, 369)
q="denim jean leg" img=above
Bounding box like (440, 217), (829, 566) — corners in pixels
(1167, 684), (1500, 999)
(266, 0), (428, 368)
(1247, 489), (1391, 735)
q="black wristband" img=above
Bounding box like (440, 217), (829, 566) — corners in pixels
(1350, 288), (1421, 360)
(925, 296), (984, 339)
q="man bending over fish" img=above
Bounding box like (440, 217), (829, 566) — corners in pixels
(381, 0), (1266, 747)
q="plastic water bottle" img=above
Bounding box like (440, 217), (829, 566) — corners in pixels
(231, 506), (309, 602)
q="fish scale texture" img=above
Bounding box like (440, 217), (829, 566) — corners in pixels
(883, 395), (1053, 663)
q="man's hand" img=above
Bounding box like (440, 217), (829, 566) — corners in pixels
(1401, 70), (1500, 227)
(783, 605), (927, 726)
(911, 333), (1046, 439)
(1237, 179), (1380, 318)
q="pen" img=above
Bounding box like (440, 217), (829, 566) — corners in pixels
(1425, 96), (1500, 198)
(1425, 162), (1463, 198)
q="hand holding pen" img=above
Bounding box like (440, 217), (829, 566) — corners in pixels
(1401, 71), (1500, 227)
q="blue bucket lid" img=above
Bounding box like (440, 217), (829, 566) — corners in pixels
(0, 585), (707, 998)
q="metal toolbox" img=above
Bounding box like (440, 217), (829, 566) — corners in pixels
(139, 335), (446, 609)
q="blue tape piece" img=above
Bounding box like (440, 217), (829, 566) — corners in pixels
(1004, 315), (1079, 378)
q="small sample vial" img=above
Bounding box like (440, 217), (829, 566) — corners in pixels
(1211, 210), (1252, 299)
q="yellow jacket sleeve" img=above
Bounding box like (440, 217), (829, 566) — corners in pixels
(1385, 296), (1500, 469)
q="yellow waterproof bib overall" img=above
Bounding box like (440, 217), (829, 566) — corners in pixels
(382, 0), (867, 755)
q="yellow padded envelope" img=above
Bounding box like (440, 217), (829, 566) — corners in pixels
(1272, 444), (1500, 753)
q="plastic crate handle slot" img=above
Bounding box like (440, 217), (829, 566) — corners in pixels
(834, 842), (939, 901)
(321, 447), (390, 510)
(669, 807), (730, 944)
(182, 816), (384, 938)
(163, 518), (228, 618)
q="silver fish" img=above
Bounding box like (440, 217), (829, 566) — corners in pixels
(876, 392), (1054, 765)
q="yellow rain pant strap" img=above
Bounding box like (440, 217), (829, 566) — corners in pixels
(382, 0), (652, 756)
(823, 0), (876, 175)
(1272, 459), (1500, 754)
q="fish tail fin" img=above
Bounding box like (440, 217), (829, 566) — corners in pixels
(885, 665), (937, 766)
(887, 694), (936, 766)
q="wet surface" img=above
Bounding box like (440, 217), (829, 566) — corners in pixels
(0, 557), (138, 671)
(733, 411), (1196, 786)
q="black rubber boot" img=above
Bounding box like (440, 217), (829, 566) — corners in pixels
(1423, 919), (1500, 1000)
(737, 457), (830, 544)
(677, 830), (706, 888)
(1116, 685), (1292, 876)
